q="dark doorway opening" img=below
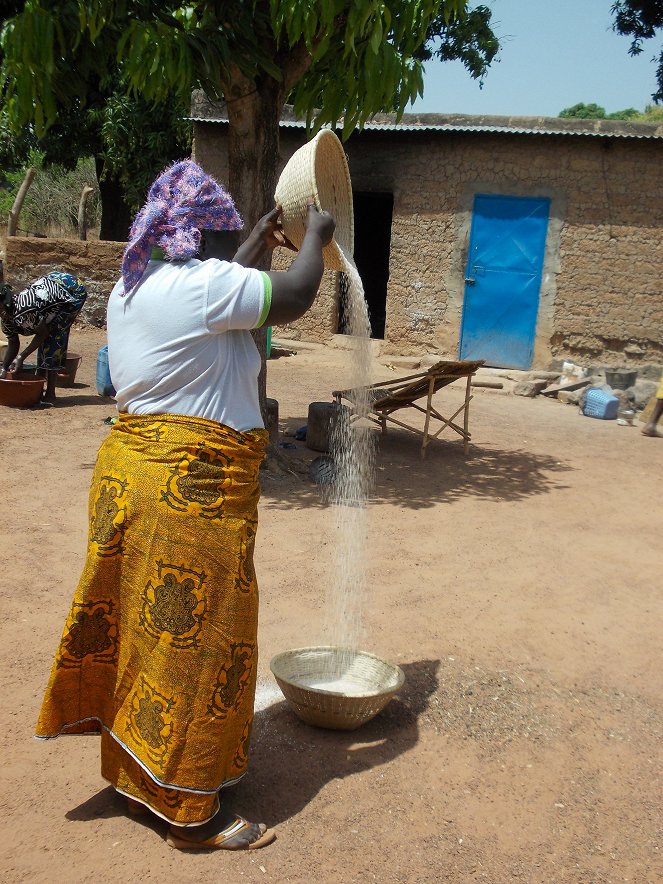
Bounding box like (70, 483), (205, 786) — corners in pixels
(338, 191), (393, 339)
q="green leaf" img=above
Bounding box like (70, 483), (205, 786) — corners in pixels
(370, 18), (383, 54)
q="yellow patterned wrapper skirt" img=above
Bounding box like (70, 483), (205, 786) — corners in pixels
(35, 412), (268, 826)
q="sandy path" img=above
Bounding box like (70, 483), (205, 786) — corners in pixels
(1, 326), (661, 883)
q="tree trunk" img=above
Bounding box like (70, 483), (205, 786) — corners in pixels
(226, 74), (286, 417)
(95, 158), (133, 242)
(226, 75), (284, 233)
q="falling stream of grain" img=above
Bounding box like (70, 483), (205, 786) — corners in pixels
(315, 254), (377, 686)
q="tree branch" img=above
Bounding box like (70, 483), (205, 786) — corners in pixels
(281, 15), (347, 94)
(281, 39), (314, 93)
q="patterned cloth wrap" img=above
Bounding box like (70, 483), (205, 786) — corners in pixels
(36, 413), (268, 825)
(1, 271), (87, 370)
(121, 159), (243, 295)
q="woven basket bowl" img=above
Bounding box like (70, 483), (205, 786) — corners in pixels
(274, 129), (354, 271)
(270, 646), (405, 731)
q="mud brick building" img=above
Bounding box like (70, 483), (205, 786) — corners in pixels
(4, 95), (661, 373)
(192, 92), (663, 372)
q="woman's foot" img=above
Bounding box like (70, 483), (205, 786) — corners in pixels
(167, 807), (275, 851)
(641, 424), (661, 437)
(126, 797), (148, 816)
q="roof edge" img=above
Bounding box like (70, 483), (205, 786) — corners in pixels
(189, 91), (663, 139)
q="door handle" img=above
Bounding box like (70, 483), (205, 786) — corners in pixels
(464, 277), (476, 285)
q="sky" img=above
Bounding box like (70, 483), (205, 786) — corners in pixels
(409, 0), (662, 117)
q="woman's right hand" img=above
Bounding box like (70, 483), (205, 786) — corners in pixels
(8, 354), (23, 374)
(305, 200), (335, 246)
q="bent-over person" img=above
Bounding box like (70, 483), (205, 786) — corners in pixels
(0, 272), (87, 402)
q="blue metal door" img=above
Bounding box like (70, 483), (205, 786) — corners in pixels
(459, 194), (550, 369)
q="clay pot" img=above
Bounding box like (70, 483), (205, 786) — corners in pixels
(0, 370), (44, 407)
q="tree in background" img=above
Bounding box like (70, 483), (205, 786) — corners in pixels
(558, 102), (642, 119)
(0, 83), (191, 241)
(559, 102), (615, 119)
(558, 102), (661, 120)
(87, 89), (192, 239)
(1, 100), (190, 241)
(603, 106), (642, 119)
(1, 1), (499, 239)
(612, 0), (663, 102)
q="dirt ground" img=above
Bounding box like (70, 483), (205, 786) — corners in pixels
(1, 325), (662, 884)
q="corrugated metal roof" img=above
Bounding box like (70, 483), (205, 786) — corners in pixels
(188, 94), (663, 140)
(188, 115), (663, 139)
(343, 121), (661, 138)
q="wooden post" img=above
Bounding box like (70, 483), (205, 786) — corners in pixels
(78, 185), (94, 240)
(421, 376), (435, 458)
(463, 374), (472, 456)
(7, 167), (36, 236)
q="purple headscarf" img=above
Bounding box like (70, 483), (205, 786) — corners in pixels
(120, 159), (243, 295)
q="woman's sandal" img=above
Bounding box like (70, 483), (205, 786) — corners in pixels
(166, 816), (276, 851)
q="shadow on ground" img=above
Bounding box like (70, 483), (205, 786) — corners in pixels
(47, 392), (106, 409)
(23, 384), (105, 410)
(231, 659), (439, 825)
(63, 660), (440, 834)
(262, 424), (573, 511)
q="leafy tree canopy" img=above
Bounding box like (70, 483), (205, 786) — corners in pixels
(1, 1), (496, 139)
(416, 4), (499, 84)
(612, 0), (663, 102)
(605, 106), (641, 119)
(558, 101), (661, 120)
(0, 80), (190, 238)
(87, 88), (191, 211)
(0, 1), (499, 241)
(559, 102), (610, 119)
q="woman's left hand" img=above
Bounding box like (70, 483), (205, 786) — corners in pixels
(8, 354), (23, 373)
(232, 206), (298, 268)
(254, 205), (297, 251)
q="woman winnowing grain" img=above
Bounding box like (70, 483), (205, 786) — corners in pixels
(34, 159), (334, 851)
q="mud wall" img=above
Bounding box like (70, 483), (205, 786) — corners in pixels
(4, 237), (124, 326)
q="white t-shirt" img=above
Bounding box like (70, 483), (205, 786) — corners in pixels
(107, 258), (271, 431)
